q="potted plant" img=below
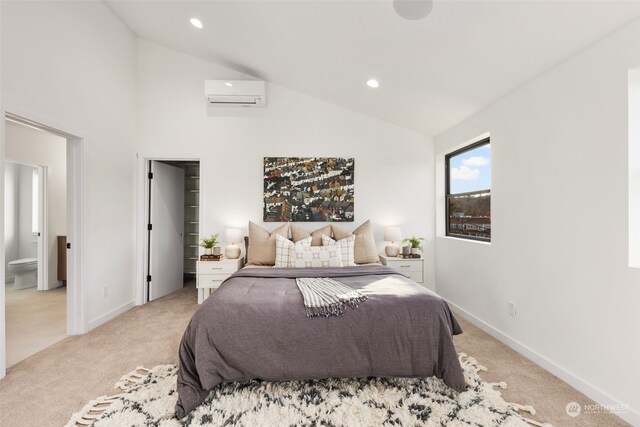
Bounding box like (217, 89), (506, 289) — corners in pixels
(200, 234), (219, 255)
(403, 236), (425, 257)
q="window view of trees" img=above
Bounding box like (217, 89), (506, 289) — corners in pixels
(446, 139), (491, 241)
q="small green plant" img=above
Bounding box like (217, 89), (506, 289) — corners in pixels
(200, 234), (219, 249)
(403, 236), (425, 251)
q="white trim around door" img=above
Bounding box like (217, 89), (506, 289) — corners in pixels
(66, 135), (85, 336)
(0, 111), (5, 378)
(0, 108), (86, 379)
(135, 153), (202, 306)
(36, 165), (48, 291)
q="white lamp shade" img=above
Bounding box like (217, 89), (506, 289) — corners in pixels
(225, 228), (242, 244)
(384, 227), (402, 242)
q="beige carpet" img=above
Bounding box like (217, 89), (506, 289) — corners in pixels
(0, 282), (630, 427)
(5, 285), (66, 367)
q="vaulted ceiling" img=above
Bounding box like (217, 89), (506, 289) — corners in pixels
(107, 0), (640, 136)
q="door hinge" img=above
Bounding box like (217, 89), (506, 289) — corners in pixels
(147, 275), (152, 282)
(147, 224), (153, 231)
(148, 172), (154, 179)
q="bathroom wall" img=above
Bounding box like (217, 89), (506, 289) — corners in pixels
(4, 162), (38, 283)
(4, 162), (18, 283)
(4, 120), (67, 289)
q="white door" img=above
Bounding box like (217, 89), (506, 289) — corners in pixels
(149, 161), (185, 301)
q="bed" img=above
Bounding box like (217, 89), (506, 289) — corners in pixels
(175, 264), (466, 418)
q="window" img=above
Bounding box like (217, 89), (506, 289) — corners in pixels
(32, 169), (39, 234)
(445, 138), (491, 242)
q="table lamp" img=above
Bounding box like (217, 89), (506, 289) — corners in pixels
(225, 228), (242, 259)
(384, 227), (402, 257)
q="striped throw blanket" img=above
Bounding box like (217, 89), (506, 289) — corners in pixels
(295, 277), (368, 318)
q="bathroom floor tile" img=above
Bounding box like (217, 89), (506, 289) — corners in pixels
(5, 285), (66, 367)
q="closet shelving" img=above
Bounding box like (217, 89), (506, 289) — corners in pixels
(183, 165), (200, 278)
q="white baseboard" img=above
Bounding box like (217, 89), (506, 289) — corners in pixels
(44, 280), (63, 290)
(87, 300), (135, 331)
(447, 301), (640, 426)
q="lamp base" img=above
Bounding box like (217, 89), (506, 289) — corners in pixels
(225, 244), (241, 259)
(385, 243), (400, 257)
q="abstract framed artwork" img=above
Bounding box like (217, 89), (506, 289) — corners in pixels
(263, 157), (354, 222)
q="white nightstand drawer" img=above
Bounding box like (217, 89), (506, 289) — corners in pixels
(196, 259), (243, 304)
(405, 271), (424, 283)
(380, 255), (424, 284)
(197, 262), (238, 275)
(197, 274), (230, 287)
(385, 260), (422, 272)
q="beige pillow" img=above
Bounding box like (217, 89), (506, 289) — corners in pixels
(247, 221), (290, 266)
(291, 224), (332, 246)
(332, 220), (380, 264)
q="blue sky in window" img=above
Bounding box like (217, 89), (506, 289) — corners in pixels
(449, 143), (491, 194)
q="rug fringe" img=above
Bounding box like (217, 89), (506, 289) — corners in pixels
(489, 381), (508, 389)
(65, 366), (151, 427)
(512, 403), (536, 416)
(114, 366), (150, 391)
(522, 416), (554, 427)
(459, 353), (553, 427)
(68, 357), (554, 427)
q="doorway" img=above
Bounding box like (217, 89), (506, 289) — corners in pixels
(1, 112), (84, 377)
(145, 160), (200, 302)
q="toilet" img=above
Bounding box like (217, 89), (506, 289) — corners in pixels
(8, 258), (38, 289)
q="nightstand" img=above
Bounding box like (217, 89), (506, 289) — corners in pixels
(380, 255), (424, 284)
(196, 258), (243, 304)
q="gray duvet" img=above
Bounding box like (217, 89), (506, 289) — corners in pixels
(176, 265), (466, 418)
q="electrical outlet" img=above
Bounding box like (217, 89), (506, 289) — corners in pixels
(508, 301), (516, 317)
(103, 286), (109, 297)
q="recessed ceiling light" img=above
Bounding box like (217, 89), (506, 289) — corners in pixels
(190, 18), (203, 29)
(393, 0), (434, 20)
(225, 82), (233, 87)
(366, 79), (380, 88)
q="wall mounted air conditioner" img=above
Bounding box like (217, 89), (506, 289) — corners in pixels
(205, 80), (266, 107)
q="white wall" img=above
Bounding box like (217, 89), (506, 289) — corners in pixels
(434, 18), (640, 423)
(1, 1), (137, 329)
(136, 40), (436, 287)
(5, 121), (67, 288)
(629, 69), (640, 268)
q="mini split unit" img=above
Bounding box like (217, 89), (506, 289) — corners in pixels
(205, 80), (266, 107)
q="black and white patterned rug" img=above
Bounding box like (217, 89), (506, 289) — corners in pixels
(67, 354), (551, 426)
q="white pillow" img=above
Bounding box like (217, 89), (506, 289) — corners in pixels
(290, 245), (343, 268)
(275, 234), (311, 268)
(322, 234), (356, 266)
